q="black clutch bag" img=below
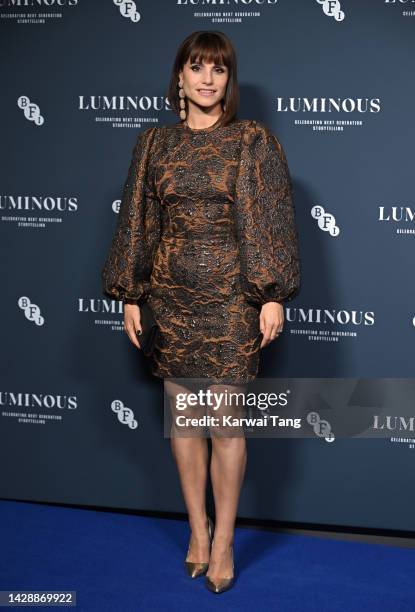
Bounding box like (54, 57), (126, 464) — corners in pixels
(135, 300), (159, 356)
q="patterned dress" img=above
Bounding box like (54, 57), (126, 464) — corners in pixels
(101, 116), (301, 384)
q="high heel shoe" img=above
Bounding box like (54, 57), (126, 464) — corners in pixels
(184, 515), (214, 578)
(205, 542), (234, 594)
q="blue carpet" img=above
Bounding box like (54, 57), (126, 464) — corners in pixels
(0, 500), (413, 611)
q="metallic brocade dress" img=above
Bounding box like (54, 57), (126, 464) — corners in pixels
(101, 117), (301, 384)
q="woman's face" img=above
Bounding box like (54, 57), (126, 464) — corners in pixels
(179, 57), (229, 112)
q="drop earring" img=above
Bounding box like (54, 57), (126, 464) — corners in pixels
(178, 78), (186, 121)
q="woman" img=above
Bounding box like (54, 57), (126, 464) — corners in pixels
(101, 31), (301, 594)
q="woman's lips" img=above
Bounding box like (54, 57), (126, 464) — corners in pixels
(197, 89), (216, 96)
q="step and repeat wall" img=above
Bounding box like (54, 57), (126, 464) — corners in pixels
(1, 0), (414, 532)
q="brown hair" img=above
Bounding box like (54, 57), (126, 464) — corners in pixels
(167, 31), (239, 127)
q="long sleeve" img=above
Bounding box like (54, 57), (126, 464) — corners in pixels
(233, 120), (301, 308)
(101, 127), (161, 304)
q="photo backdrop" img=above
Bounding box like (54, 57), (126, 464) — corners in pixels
(1, 0), (414, 532)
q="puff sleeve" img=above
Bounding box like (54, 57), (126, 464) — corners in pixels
(101, 127), (161, 305)
(234, 120), (301, 308)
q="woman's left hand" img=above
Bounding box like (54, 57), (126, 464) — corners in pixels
(259, 301), (284, 348)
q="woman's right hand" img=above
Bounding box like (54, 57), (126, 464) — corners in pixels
(123, 302), (142, 349)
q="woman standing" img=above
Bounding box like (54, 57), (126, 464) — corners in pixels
(102, 31), (301, 593)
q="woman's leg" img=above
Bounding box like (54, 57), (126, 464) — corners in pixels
(164, 379), (211, 562)
(206, 383), (247, 579)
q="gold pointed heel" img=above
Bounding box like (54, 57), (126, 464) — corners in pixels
(205, 543), (234, 594)
(184, 515), (214, 578)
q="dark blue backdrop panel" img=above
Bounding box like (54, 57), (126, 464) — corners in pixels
(1, 0), (414, 531)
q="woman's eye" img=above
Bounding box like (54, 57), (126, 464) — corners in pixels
(190, 65), (225, 73)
